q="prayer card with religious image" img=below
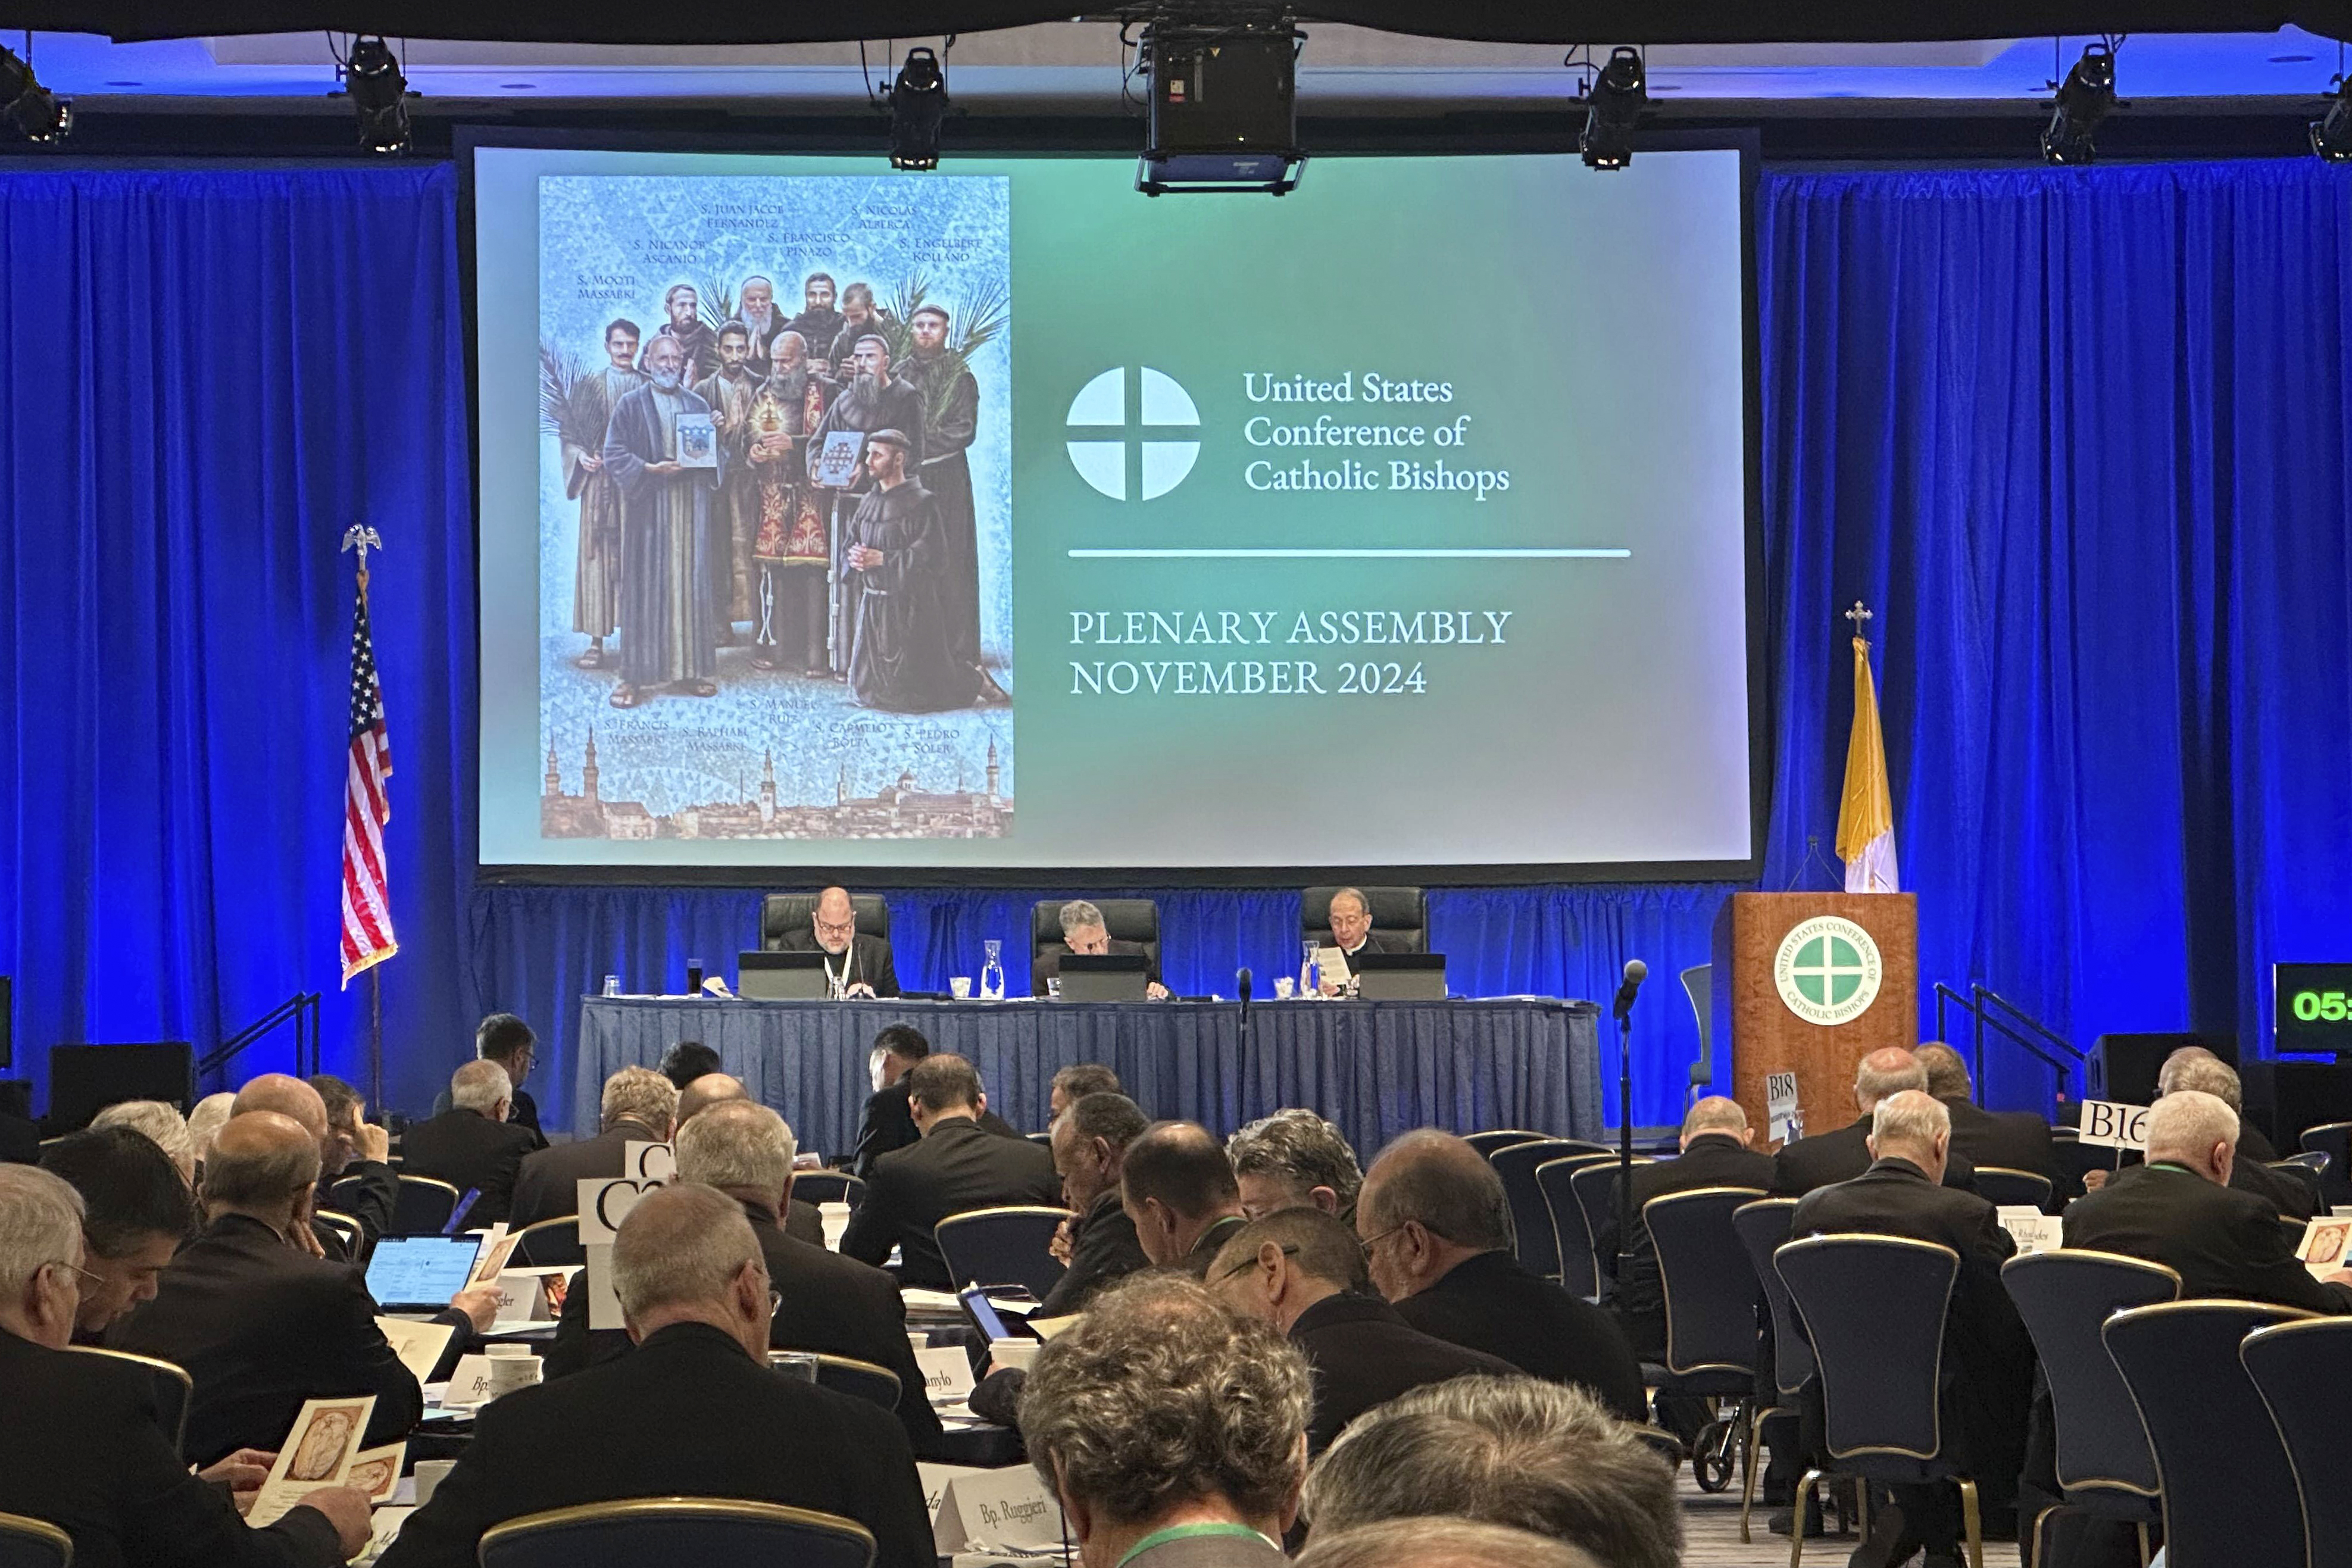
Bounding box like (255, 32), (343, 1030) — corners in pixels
(246, 1395), (377, 1526)
(2298, 1216), (2352, 1278)
(345, 1444), (406, 1505)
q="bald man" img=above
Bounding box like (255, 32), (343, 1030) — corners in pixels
(771, 886), (900, 997)
(1122, 1120), (1248, 1275)
(112, 1113), (498, 1466)
(674, 1073), (823, 1245)
(1771, 1047), (1978, 1196)
(232, 1074), (393, 1258)
(1596, 1097), (1776, 1366)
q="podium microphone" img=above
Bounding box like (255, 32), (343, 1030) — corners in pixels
(1236, 967), (1253, 1023)
(1611, 958), (1648, 1023)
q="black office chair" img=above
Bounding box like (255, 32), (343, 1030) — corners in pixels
(1970, 1166), (2056, 1212)
(1731, 1198), (1809, 1543)
(1535, 1153), (1618, 1301)
(1774, 1234), (1985, 1568)
(1491, 1139), (1603, 1282)
(509, 1216), (585, 1269)
(760, 892), (891, 950)
(2242, 1316), (2352, 1565)
(1464, 1130), (1545, 1158)
(2001, 1250), (2179, 1566)
(68, 1345), (195, 1459)
(2103, 1300), (2316, 1568)
(935, 1206), (1071, 1298)
(392, 1174), (462, 1235)
(1300, 886), (1428, 952)
(479, 1497), (876, 1568)
(2299, 1121), (2352, 1207)
(1679, 963), (1714, 1103)
(0, 1512), (71, 1568)
(1569, 1157), (1652, 1301)
(792, 1172), (866, 1208)
(1029, 899), (1160, 994)
(1645, 1187), (1767, 1492)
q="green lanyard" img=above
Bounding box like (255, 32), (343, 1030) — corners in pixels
(1116, 1522), (1272, 1567)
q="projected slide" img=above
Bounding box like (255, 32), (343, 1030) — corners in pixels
(473, 147), (1753, 871)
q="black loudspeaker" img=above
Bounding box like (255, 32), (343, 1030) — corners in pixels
(0, 1081), (29, 1120)
(2088, 1032), (2238, 1107)
(2242, 1060), (2352, 1150)
(47, 1043), (193, 1132)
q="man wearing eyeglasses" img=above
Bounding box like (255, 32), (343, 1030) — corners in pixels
(772, 885), (902, 998)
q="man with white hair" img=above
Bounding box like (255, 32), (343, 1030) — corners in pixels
(2153, 1048), (2312, 1219)
(399, 1060), (539, 1226)
(1788, 1091), (2034, 1565)
(1914, 1041), (2057, 1182)
(186, 1092), (236, 1176)
(1773, 1047), (1978, 1195)
(542, 1099), (943, 1456)
(2065, 1088), (2352, 1310)
(89, 1100), (196, 1185)
(377, 1182), (932, 1568)
(507, 1063), (679, 1229)
(0, 1164), (372, 1567)
(1035, 898), (1170, 999)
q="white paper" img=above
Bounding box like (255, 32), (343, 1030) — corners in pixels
(584, 1242), (624, 1332)
(1764, 1070), (1801, 1145)
(621, 1141), (676, 1181)
(246, 1395), (376, 1526)
(577, 1176), (666, 1244)
(916, 1344), (977, 1407)
(356, 1507), (413, 1568)
(1997, 1207), (2063, 1257)
(2076, 1101), (2150, 1150)
(375, 1316), (456, 1385)
(820, 1201), (852, 1252)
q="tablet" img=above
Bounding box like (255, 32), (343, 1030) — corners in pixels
(959, 1283), (1039, 1342)
(367, 1236), (485, 1311)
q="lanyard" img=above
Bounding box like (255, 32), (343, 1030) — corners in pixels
(1116, 1523), (1272, 1567)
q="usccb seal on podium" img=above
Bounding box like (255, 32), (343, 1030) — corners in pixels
(1773, 916), (1884, 1026)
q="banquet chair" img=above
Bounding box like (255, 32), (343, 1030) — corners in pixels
(810, 1354), (902, 1413)
(1970, 1167), (2055, 1213)
(67, 1345), (195, 1460)
(1646, 1186), (1768, 1492)
(313, 1209), (364, 1261)
(0, 1512), (71, 1568)
(792, 1172), (865, 1208)
(1731, 1198), (1808, 1542)
(2297, 1122), (2352, 1207)
(2103, 1300), (2314, 1568)
(934, 1206), (1070, 1298)
(1490, 1139), (1600, 1281)
(479, 1497), (874, 1568)
(510, 1216), (585, 1269)
(1463, 1130), (1544, 1158)
(2241, 1316), (2352, 1565)
(2267, 1158), (2325, 1212)
(1536, 1153), (1617, 1301)
(1569, 1157), (1652, 1300)
(392, 1174), (462, 1235)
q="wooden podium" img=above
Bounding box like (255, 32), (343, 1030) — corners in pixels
(1712, 892), (1918, 1147)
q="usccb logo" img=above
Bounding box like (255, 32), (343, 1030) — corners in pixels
(1066, 366), (1201, 501)
(1773, 916), (1884, 1027)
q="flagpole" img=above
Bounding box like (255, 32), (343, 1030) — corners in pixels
(369, 967), (384, 1113)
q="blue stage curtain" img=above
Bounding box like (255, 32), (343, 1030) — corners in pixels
(0, 167), (476, 1113)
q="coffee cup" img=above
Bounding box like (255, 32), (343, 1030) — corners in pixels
(412, 1459), (456, 1505)
(485, 1342), (541, 1399)
(989, 1338), (1041, 1373)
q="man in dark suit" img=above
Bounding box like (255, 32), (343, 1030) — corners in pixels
(670, 1072), (823, 1242)
(111, 1112), (496, 1466)
(426, 1014), (546, 1148)
(1123, 1120), (1250, 1275)
(2158, 1048), (2310, 1219)
(399, 1060), (539, 1228)
(1773, 1047), (1978, 1196)
(1915, 1042), (2057, 1180)
(1356, 1130), (1645, 1422)
(1048, 1062), (1122, 1123)
(230, 1073), (393, 1259)
(1788, 1091), (2036, 1566)
(1317, 886), (1408, 995)
(0, 1164), (372, 1568)
(1034, 898), (1170, 999)
(1596, 1096), (1776, 1363)
(841, 1054), (1060, 1289)
(542, 1100), (943, 1455)
(377, 1183), (933, 1568)
(1038, 1092), (1152, 1317)
(1210, 1206), (1515, 1453)
(850, 1024), (1020, 1178)
(1227, 1108), (1363, 1226)
(2064, 1088), (2352, 1311)
(772, 885), (901, 997)
(506, 1064), (679, 1230)
(40, 1126), (199, 1339)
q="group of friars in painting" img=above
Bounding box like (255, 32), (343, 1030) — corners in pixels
(561, 273), (1005, 714)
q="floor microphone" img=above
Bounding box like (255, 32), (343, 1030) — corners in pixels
(1612, 958), (1648, 1022)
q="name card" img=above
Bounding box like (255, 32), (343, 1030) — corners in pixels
(932, 1464), (1067, 1554)
(577, 1176), (666, 1244)
(623, 1140), (676, 1180)
(2076, 1100), (2150, 1150)
(1997, 1207), (2063, 1256)
(1764, 1070), (1802, 1145)
(916, 1344), (976, 1407)
(917, 1463), (997, 1552)
(442, 1355), (497, 1407)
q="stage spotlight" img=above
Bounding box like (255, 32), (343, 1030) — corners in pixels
(888, 46), (947, 170)
(1579, 46), (1646, 171)
(2313, 79), (2352, 161)
(2041, 43), (2116, 165)
(0, 44), (71, 143)
(346, 35), (410, 155)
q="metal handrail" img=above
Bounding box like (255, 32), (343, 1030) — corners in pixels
(1933, 982), (2083, 1111)
(196, 991), (321, 1084)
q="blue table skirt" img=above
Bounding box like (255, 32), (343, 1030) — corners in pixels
(573, 996), (1604, 1161)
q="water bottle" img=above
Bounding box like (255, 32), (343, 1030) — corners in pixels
(980, 939), (1005, 1001)
(602, 975), (620, 997)
(1301, 940), (1320, 1000)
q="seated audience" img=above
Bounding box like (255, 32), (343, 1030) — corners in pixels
(1210, 1207), (1515, 1453)
(670, 1072), (821, 1242)
(2160, 1047), (2278, 1160)
(850, 1024), (1019, 1177)
(89, 1100), (196, 1185)
(658, 1039), (723, 1089)
(543, 1100), (942, 1454)
(428, 1014), (545, 1147)
(39, 1126), (199, 1338)
(111, 1111), (496, 1464)
(1788, 1089), (2034, 1562)
(1050, 1061), (1123, 1122)
(1019, 1275), (1308, 1567)
(2142, 1048), (2313, 1219)
(1036, 898), (1171, 999)
(1294, 1518), (1600, 1568)
(1773, 1047), (1978, 1195)
(1228, 1108), (1363, 1223)
(377, 1183), (931, 1568)
(2064, 1088), (2352, 1311)
(310, 1075), (396, 1233)
(1915, 1042), (2057, 1180)
(1124, 1120), (1250, 1274)
(771, 884), (901, 998)
(841, 1054), (1060, 1289)
(186, 1092), (236, 1177)
(1038, 1090), (1152, 1317)
(1300, 1376), (1679, 1568)
(1596, 1095), (1775, 1364)
(506, 1064), (679, 1229)
(230, 1075), (389, 1257)
(1354, 1131), (1645, 1421)
(398, 1061), (538, 1227)
(0, 1165), (371, 1568)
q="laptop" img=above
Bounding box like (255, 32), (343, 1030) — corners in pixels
(1352, 952), (1449, 1001)
(1055, 952), (1150, 1002)
(366, 1235), (487, 1312)
(737, 949), (830, 999)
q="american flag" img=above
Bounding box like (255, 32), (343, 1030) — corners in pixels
(339, 571), (398, 985)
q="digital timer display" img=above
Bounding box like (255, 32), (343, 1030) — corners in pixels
(2275, 963), (2352, 1055)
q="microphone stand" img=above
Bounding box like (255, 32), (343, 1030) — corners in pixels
(1616, 1001), (1636, 1288)
(1235, 967), (1254, 1125)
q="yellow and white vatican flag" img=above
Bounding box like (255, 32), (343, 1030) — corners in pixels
(1835, 617), (1898, 894)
